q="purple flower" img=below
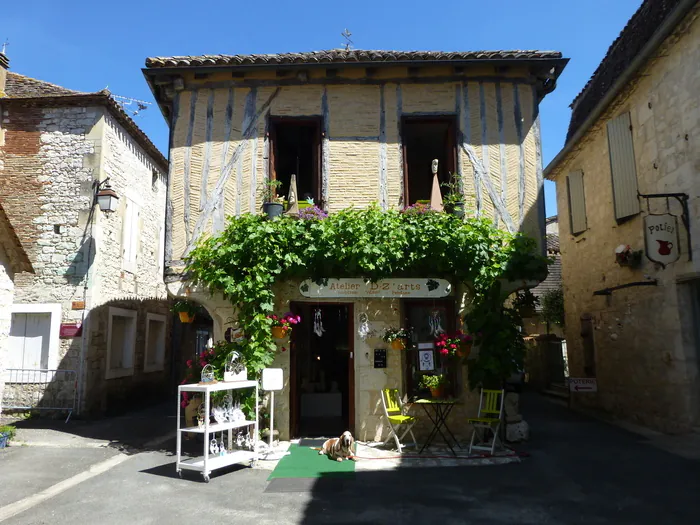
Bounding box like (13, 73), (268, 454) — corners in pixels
(401, 203), (433, 215)
(299, 206), (328, 220)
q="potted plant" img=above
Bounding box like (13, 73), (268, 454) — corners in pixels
(172, 299), (198, 323)
(435, 330), (474, 359)
(440, 173), (466, 218)
(420, 374), (448, 399)
(0, 425), (16, 449)
(268, 312), (301, 339)
(383, 327), (411, 350)
(261, 179), (284, 219)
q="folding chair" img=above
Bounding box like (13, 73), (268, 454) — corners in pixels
(381, 388), (418, 453)
(467, 388), (505, 455)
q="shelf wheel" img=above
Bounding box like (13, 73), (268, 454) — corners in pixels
(203, 474), (210, 483)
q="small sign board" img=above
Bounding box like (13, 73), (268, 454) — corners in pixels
(373, 349), (387, 369)
(569, 377), (597, 393)
(418, 350), (435, 371)
(59, 323), (82, 338)
(71, 301), (85, 310)
(262, 368), (283, 391)
(644, 214), (680, 267)
(299, 278), (452, 298)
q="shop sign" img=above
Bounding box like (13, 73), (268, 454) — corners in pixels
(59, 323), (82, 338)
(299, 278), (452, 298)
(569, 378), (597, 393)
(644, 214), (680, 267)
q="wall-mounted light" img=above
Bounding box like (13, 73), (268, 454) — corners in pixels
(95, 179), (119, 213)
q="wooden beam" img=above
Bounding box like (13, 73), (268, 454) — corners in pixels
(396, 84), (404, 206)
(213, 87), (235, 234)
(379, 85), (388, 210)
(532, 85), (546, 252)
(478, 82), (494, 226)
(183, 90), (199, 246)
(321, 88), (330, 209)
(199, 90), (216, 212)
(165, 92), (180, 263)
(496, 82), (508, 224)
(462, 82), (482, 216)
(513, 83), (526, 226)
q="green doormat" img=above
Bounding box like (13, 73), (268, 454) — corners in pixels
(267, 443), (355, 480)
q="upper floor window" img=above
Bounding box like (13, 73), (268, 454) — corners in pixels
(270, 118), (322, 207)
(401, 116), (457, 205)
(607, 112), (640, 221)
(122, 197), (141, 273)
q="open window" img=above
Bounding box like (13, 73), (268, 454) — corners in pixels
(401, 116), (457, 205)
(106, 307), (137, 379)
(269, 118), (322, 207)
(144, 313), (167, 373)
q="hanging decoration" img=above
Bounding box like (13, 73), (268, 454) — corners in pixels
(357, 313), (371, 340)
(313, 308), (326, 337)
(210, 436), (219, 455)
(224, 351), (247, 382)
(428, 309), (444, 337)
(200, 364), (216, 384)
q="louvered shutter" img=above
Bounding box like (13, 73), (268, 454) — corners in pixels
(567, 170), (587, 235)
(607, 112), (640, 220)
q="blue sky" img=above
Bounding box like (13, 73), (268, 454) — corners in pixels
(3, 0), (642, 217)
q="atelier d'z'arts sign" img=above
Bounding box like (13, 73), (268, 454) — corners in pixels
(644, 214), (680, 267)
(299, 278), (452, 298)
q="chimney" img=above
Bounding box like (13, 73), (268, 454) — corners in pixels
(0, 51), (8, 96)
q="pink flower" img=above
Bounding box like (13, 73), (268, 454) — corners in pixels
(281, 347), (287, 352)
(440, 348), (449, 356)
(200, 360), (207, 368)
(186, 359), (193, 368)
(271, 315), (278, 320)
(180, 378), (187, 385)
(436, 341), (445, 347)
(181, 401), (187, 408)
(450, 344), (457, 349)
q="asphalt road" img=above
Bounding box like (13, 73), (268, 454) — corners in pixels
(3, 395), (699, 525)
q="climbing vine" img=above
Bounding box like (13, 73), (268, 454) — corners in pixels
(185, 205), (548, 389)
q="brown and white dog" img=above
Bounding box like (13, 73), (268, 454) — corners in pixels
(314, 431), (356, 462)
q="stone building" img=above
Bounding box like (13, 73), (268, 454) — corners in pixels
(143, 49), (567, 441)
(545, 0), (700, 432)
(0, 52), (171, 416)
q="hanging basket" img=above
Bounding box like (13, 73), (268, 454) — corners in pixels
(390, 338), (406, 350)
(178, 311), (196, 323)
(456, 341), (473, 359)
(271, 326), (288, 339)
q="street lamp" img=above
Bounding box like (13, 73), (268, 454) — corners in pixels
(95, 179), (119, 213)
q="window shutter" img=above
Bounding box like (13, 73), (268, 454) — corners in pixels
(607, 112), (640, 220)
(130, 205), (141, 265)
(567, 170), (587, 235)
(122, 199), (133, 263)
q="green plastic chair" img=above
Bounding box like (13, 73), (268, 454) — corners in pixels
(381, 388), (418, 453)
(467, 389), (505, 455)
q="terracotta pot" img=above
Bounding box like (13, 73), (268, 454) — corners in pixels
(390, 338), (406, 350)
(178, 311), (195, 323)
(271, 326), (288, 339)
(429, 386), (445, 399)
(456, 341), (473, 358)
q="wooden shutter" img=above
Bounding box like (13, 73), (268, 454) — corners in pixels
(567, 170), (587, 235)
(122, 199), (133, 264)
(607, 112), (640, 220)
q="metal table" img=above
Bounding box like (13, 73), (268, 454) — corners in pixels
(413, 398), (461, 456)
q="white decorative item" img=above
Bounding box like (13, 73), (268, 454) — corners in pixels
(428, 309), (444, 337)
(210, 437), (219, 455)
(313, 308), (325, 337)
(197, 404), (207, 427)
(262, 368), (285, 459)
(200, 364), (216, 384)
(419, 350), (435, 371)
(212, 406), (227, 424)
(358, 313), (371, 339)
(224, 351), (247, 382)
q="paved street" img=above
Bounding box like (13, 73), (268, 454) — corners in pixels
(1, 394), (699, 525)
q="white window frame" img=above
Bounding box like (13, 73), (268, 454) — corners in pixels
(144, 313), (167, 373)
(121, 197), (141, 274)
(106, 307), (137, 380)
(5, 303), (62, 383)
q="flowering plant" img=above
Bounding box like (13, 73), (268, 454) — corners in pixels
(435, 330), (473, 357)
(420, 373), (448, 389)
(268, 312), (301, 335)
(382, 327), (412, 343)
(299, 205), (328, 220)
(401, 203), (433, 215)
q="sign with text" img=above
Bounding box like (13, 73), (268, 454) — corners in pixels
(569, 378), (597, 393)
(299, 278), (452, 298)
(644, 214), (680, 267)
(59, 323), (82, 338)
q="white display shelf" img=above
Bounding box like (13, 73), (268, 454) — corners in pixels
(176, 379), (259, 482)
(180, 420), (256, 434)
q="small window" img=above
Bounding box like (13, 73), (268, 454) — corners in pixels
(106, 307), (137, 379)
(401, 117), (457, 205)
(607, 112), (640, 220)
(270, 118), (322, 207)
(566, 170), (587, 235)
(144, 313), (167, 373)
(122, 197), (141, 273)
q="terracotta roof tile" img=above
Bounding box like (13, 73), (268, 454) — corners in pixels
(5, 72), (86, 98)
(145, 49), (564, 69)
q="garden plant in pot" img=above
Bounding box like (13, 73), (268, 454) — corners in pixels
(172, 299), (198, 323)
(435, 330), (474, 359)
(268, 312), (301, 339)
(420, 374), (448, 399)
(440, 173), (466, 218)
(261, 179), (284, 219)
(383, 327), (411, 350)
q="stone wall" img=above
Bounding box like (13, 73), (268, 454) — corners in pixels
(550, 9), (700, 431)
(0, 247), (14, 415)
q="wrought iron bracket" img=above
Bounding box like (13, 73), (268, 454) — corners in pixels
(593, 279), (658, 296)
(638, 191), (691, 261)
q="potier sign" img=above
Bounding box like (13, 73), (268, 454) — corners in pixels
(644, 214), (680, 267)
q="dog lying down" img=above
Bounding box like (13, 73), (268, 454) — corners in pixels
(312, 431), (356, 462)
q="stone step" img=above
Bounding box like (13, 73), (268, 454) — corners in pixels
(541, 386), (569, 400)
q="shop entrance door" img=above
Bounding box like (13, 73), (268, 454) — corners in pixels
(289, 303), (354, 438)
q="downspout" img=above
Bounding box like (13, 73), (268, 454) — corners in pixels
(543, 0), (698, 179)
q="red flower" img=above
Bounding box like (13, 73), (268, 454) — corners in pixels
(181, 401), (187, 408)
(281, 347), (287, 352)
(440, 348), (449, 356)
(200, 360), (207, 368)
(450, 344), (457, 349)
(186, 359), (193, 368)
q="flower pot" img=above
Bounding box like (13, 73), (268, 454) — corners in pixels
(271, 326), (288, 339)
(263, 202), (284, 219)
(178, 311), (195, 323)
(449, 202), (465, 218)
(456, 341), (472, 358)
(429, 386), (444, 399)
(390, 338), (406, 350)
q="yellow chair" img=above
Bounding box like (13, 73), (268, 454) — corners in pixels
(381, 389), (418, 453)
(467, 389), (505, 455)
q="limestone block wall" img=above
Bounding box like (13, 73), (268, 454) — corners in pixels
(166, 72), (545, 265)
(550, 10), (700, 431)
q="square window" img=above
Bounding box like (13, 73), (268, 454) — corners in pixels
(144, 313), (167, 373)
(106, 307), (137, 379)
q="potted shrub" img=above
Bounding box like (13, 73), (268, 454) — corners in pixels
(420, 374), (448, 399)
(441, 173), (466, 218)
(261, 179), (284, 219)
(172, 299), (198, 323)
(435, 331), (474, 359)
(268, 312), (301, 339)
(383, 327), (411, 350)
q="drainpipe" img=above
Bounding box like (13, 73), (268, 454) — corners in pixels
(543, 0), (698, 179)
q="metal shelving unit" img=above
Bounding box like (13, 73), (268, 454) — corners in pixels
(176, 380), (259, 482)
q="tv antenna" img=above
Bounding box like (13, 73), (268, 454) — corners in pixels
(1, 40), (9, 55)
(341, 29), (353, 51)
(111, 94), (151, 117)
